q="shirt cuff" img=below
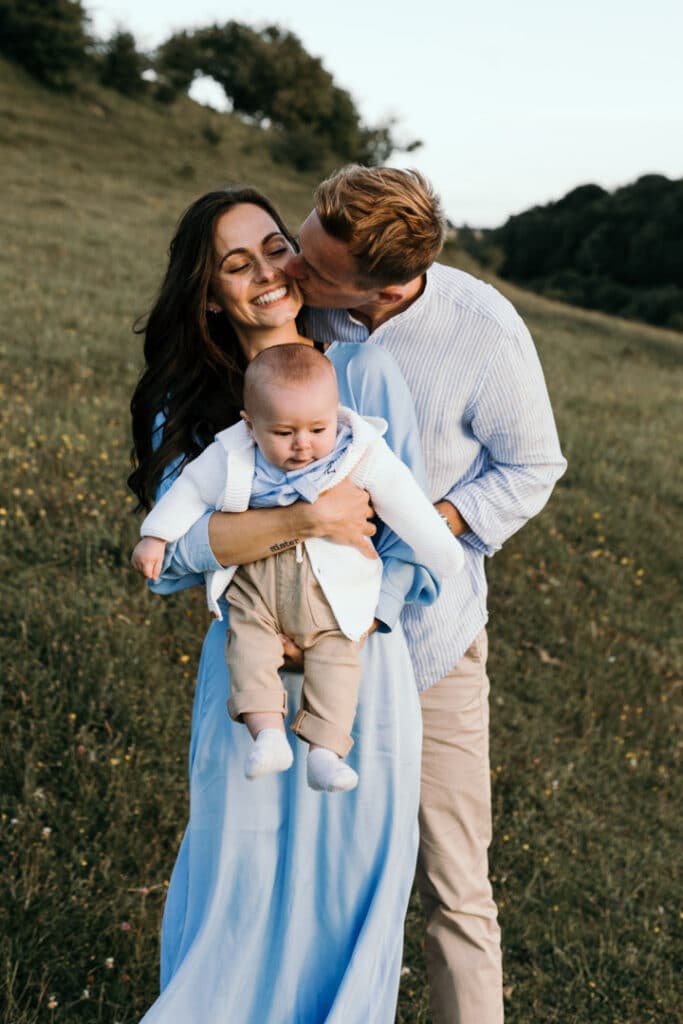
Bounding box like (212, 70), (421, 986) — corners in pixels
(152, 512), (224, 592)
(373, 585), (405, 633)
(444, 487), (499, 557)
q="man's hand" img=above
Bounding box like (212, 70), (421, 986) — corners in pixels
(434, 500), (469, 537)
(302, 478), (378, 559)
(131, 536), (167, 580)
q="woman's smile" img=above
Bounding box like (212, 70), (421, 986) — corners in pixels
(252, 285), (289, 307)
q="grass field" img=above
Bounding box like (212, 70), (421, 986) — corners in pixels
(1, 58), (681, 1023)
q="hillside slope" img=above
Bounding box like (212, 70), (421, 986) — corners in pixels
(1, 59), (681, 1024)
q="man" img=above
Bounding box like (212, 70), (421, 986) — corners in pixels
(285, 165), (567, 1024)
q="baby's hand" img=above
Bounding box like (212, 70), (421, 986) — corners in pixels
(131, 536), (167, 580)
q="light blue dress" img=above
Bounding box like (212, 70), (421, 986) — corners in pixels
(140, 344), (436, 1024)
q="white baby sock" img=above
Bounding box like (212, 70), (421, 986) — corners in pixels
(245, 728), (294, 780)
(307, 747), (358, 793)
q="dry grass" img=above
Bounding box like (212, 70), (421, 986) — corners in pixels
(1, 58), (681, 1023)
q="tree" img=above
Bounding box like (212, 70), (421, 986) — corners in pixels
(0, 0), (90, 89)
(98, 30), (147, 97)
(494, 174), (683, 329)
(154, 21), (405, 167)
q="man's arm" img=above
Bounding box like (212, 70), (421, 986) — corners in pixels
(442, 318), (567, 556)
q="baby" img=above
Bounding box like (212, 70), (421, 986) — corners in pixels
(132, 344), (464, 792)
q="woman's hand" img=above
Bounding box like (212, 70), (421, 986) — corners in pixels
(279, 618), (380, 671)
(280, 634), (304, 671)
(302, 478), (378, 558)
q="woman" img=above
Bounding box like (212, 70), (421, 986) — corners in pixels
(129, 189), (438, 1023)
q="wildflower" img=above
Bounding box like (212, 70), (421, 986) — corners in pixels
(47, 995), (58, 1010)
(41, 826), (52, 840)
(105, 956), (115, 970)
(120, 921), (132, 932)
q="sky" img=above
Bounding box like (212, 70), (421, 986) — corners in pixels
(86, 0), (683, 227)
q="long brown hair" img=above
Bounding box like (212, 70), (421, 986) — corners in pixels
(128, 188), (298, 510)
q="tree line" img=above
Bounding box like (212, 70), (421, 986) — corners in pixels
(0, 0), (419, 170)
(490, 175), (683, 331)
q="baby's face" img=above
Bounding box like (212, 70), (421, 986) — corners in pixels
(243, 381), (339, 472)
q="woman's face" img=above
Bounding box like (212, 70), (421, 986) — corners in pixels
(209, 204), (303, 333)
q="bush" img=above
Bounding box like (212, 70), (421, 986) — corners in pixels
(97, 30), (147, 97)
(0, 0), (90, 89)
(495, 174), (683, 329)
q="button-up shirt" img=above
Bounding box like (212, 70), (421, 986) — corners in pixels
(306, 262), (567, 688)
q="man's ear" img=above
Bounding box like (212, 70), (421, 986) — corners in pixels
(240, 410), (253, 432)
(376, 288), (403, 305)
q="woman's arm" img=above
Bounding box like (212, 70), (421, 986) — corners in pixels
(207, 479), (377, 565)
(149, 443), (377, 594)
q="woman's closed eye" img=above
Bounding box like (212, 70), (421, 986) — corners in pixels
(225, 247), (289, 274)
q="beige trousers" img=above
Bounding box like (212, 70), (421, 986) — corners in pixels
(225, 548), (363, 757)
(416, 629), (504, 1024)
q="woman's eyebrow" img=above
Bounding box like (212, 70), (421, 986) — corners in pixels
(217, 232), (285, 269)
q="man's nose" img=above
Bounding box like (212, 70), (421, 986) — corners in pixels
(285, 254), (307, 280)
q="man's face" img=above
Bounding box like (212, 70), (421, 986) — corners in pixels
(285, 212), (377, 309)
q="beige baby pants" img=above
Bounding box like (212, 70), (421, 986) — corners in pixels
(225, 547), (364, 757)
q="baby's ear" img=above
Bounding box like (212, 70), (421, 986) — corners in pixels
(240, 410), (253, 432)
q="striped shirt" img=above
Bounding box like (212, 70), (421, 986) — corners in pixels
(306, 262), (567, 689)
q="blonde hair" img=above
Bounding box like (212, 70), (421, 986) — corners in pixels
(314, 165), (446, 286)
(243, 344), (337, 414)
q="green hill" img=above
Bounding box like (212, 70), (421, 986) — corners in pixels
(1, 58), (681, 1023)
